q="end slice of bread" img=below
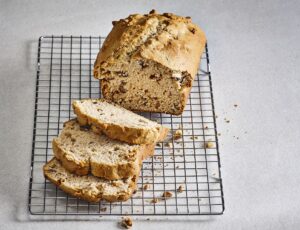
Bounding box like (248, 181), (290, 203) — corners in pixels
(53, 119), (154, 180)
(72, 99), (169, 144)
(43, 158), (138, 202)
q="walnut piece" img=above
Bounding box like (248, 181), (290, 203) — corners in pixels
(173, 129), (182, 140)
(177, 185), (184, 193)
(162, 191), (173, 198)
(205, 142), (214, 149)
(121, 217), (133, 229)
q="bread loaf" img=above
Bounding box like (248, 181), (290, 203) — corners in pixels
(94, 10), (206, 115)
(43, 158), (138, 202)
(53, 119), (154, 180)
(73, 99), (169, 144)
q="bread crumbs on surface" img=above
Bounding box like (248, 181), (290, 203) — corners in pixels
(177, 185), (184, 193)
(121, 217), (133, 229)
(217, 133), (221, 136)
(162, 191), (173, 198)
(224, 118), (230, 123)
(204, 126), (208, 129)
(205, 142), (214, 149)
(173, 129), (183, 140)
(234, 104), (238, 107)
(190, 136), (198, 140)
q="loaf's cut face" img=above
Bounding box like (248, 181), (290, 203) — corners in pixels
(43, 158), (138, 202)
(94, 10), (206, 115)
(53, 119), (154, 180)
(73, 99), (169, 144)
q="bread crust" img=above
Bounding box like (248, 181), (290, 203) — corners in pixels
(43, 158), (138, 203)
(94, 11), (206, 115)
(73, 99), (169, 144)
(53, 120), (155, 180)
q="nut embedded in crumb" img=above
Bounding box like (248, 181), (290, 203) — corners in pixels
(177, 185), (184, 193)
(173, 129), (183, 140)
(205, 141), (214, 149)
(162, 191), (173, 199)
(165, 142), (173, 148)
(121, 217), (133, 229)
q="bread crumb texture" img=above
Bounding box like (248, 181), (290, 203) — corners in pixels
(73, 99), (169, 144)
(43, 158), (137, 203)
(53, 119), (155, 180)
(94, 10), (206, 115)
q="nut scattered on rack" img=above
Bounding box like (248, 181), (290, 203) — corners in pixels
(173, 129), (183, 140)
(142, 184), (150, 191)
(162, 191), (173, 199)
(205, 141), (214, 149)
(165, 142), (173, 148)
(177, 185), (184, 193)
(100, 207), (107, 212)
(151, 198), (159, 203)
(120, 216), (133, 229)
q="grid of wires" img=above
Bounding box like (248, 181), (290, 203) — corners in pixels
(28, 35), (224, 215)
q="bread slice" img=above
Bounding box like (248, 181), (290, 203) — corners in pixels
(93, 10), (206, 115)
(72, 99), (169, 144)
(53, 119), (154, 180)
(43, 158), (138, 202)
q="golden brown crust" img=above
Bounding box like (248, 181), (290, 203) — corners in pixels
(94, 10), (206, 115)
(94, 11), (206, 79)
(52, 138), (89, 175)
(43, 158), (138, 203)
(73, 99), (169, 144)
(52, 120), (156, 180)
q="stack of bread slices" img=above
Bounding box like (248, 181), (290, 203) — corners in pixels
(43, 99), (169, 202)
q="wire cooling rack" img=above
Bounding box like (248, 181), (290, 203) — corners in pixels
(28, 35), (224, 216)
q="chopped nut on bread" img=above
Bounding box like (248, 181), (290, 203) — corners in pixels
(94, 11), (206, 115)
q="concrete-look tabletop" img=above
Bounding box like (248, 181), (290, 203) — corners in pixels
(0, 0), (299, 229)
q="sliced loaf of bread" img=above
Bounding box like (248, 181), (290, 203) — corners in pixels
(44, 158), (138, 202)
(53, 119), (154, 180)
(72, 99), (169, 145)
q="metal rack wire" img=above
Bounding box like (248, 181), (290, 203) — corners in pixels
(28, 35), (224, 216)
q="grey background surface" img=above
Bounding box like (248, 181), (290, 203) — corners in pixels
(0, 0), (299, 229)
